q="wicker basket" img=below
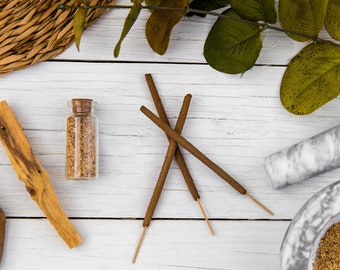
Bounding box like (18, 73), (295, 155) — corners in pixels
(0, 0), (114, 76)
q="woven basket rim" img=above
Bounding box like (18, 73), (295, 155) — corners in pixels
(0, 0), (114, 76)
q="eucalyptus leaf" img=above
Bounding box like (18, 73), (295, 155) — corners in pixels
(280, 43), (340, 115)
(325, 0), (340, 41)
(187, 0), (230, 17)
(145, 0), (187, 55)
(278, 0), (328, 42)
(204, 9), (262, 74)
(73, 7), (87, 51)
(114, 1), (141, 57)
(229, 0), (276, 24)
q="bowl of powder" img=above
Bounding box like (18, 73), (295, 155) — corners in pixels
(280, 180), (340, 270)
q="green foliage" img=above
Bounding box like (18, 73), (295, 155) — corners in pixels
(73, 7), (87, 51)
(68, 0), (340, 114)
(325, 0), (340, 40)
(145, 0), (161, 12)
(187, 0), (230, 17)
(204, 9), (262, 74)
(230, 0), (276, 24)
(278, 0), (328, 42)
(145, 0), (161, 6)
(280, 43), (340, 115)
(145, 0), (187, 55)
(114, 1), (141, 57)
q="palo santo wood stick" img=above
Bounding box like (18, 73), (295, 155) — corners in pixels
(145, 74), (214, 235)
(0, 208), (5, 264)
(140, 105), (274, 216)
(0, 101), (82, 248)
(132, 94), (192, 264)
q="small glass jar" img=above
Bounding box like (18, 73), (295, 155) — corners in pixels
(65, 98), (98, 180)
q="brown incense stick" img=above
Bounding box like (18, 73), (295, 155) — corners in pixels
(145, 74), (214, 235)
(145, 74), (200, 200)
(140, 105), (274, 216)
(132, 94), (192, 264)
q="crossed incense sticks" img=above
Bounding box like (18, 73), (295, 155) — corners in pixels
(132, 74), (273, 263)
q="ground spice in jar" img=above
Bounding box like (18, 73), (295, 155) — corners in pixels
(66, 99), (98, 180)
(313, 222), (340, 270)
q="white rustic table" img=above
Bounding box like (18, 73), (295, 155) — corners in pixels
(0, 8), (339, 270)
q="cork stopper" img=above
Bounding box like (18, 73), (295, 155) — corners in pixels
(72, 99), (93, 114)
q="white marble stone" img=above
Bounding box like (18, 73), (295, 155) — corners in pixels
(264, 125), (340, 189)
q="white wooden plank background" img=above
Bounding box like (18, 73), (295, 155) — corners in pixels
(0, 6), (339, 270)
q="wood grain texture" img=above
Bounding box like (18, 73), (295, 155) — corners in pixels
(1, 219), (288, 270)
(0, 10), (338, 266)
(54, 8), (330, 65)
(0, 208), (5, 264)
(0, 62), (338, 220)
(0, 101), (82, 248)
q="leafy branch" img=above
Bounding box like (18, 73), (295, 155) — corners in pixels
(59, 0), (340, 115)
(59, 2), (339, 45)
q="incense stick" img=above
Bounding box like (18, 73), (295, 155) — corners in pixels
(140, 105), (274, 216)
(145, 73), (214, 234)
(197, 199), (214, 235)
(132, 94), (192, 264)
(145, 74), (200, 200)
(132, 226), (147, 264)
(246, 192), (273, 216)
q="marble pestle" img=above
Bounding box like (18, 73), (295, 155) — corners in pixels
(264, 125), (340, 189)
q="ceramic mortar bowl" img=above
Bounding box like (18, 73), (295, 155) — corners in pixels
(280, 180), (340, 270)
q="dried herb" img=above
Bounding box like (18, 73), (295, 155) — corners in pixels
(313, 222), (340, 270)
(66, 99), (97, 180)
(66, 117), (97, 178)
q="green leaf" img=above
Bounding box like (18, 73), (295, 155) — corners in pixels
(280, 43), (340, 115)
(114, 1), (141, 57)
(187, 0), (230, 17)
(229, 0), (276, 24)
(144, 0), (161, 13)
(325, 0), (340, 41)
(278, 0), (328, 42)
(145, 0), (187, 55)
(204, 9), (262, 74)
(145, 0), (161, 7)
(73, 8), (87, 51)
